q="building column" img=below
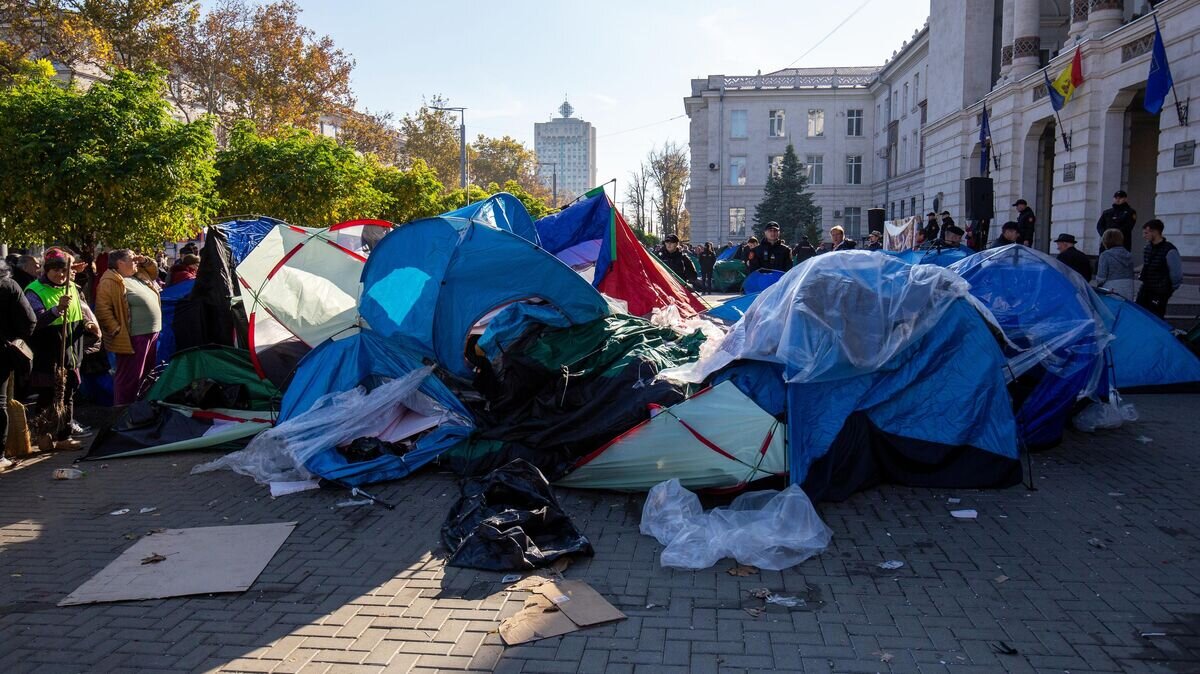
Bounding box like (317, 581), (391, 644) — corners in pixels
(1068, 0), (1089, 42)
(1010, 0), (1041, 79)
(1088, 0), (1124, 37)
(1000, 0), (1015, 80)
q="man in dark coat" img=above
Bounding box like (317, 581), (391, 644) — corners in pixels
(1136, 219), (1183, 318)
(923, 212), (940, 243)
(866, 231), (883, 250)
(989, 221), (1022, 249)
(1013, 199), (1037, 247)
(1054, 233), (1092, 282)
(792, 236), (817, 264)
(1, 260), (37, 452)
(748, 222), (792, 273)
(12, 255), (40, 289)
(1095, 190), (1137, 252)
(656, 235), (697, 284)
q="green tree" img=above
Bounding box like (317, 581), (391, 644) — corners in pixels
(647, 141), (688, 237)
(215, 121), (385, 227)
(470, 134), (551, 203)
(490, 180), (553, 220)
(0, 66), (217, 250)
(372, 159), (444, 224)
(754, 143), (819, 244)
(399, 97), (462, 187)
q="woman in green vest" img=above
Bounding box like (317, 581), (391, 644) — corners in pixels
(23, 253), (101, 450)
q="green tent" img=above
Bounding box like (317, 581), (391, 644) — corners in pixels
(85, 346), (279, 460)
(713, 260), (748, 292)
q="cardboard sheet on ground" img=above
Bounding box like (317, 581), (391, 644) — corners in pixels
(59, 522), (296, 606)
(499, 579), (625, 645)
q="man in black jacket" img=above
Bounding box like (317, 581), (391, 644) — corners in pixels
(1, 260), (38, 452)
(989, 221), (1022, 248)
(1012, 199), (1037, 247)
(923, 212), (940, 243)
(748, 222), (792, 272)
(657, 235), (697, 284)
(1096, 190), (1137, 252)
(1137, 219), (1183, 318)
(1054, 233), (1092, 282)
(792, 236), (817, 264)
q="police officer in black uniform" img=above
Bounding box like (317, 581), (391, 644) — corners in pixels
(657, 234), (697, 284)
(748, 222), (792, 273)
(1012, 199), (1036, 247)
(923, 212), (940, 243)
(1096, 190), (1137, 252)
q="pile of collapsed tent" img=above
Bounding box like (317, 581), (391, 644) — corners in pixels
(84, 191), (1200, 573)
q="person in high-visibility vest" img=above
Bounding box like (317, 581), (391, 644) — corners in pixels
(23, 253), (101, 450)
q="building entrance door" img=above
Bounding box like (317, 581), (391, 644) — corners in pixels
(1034, 123), (1056, 252)
(1124, 90), (1159, 266)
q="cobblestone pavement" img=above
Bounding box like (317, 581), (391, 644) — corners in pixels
(2, 394), (1198, 673)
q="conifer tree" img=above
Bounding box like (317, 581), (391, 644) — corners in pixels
(754, 143), (820, 244)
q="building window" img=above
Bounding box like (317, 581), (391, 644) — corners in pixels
(899, 199), (906, 218)
(890, 201), (896, 220)
(903, 83), (909, 115)
(768, 155), (784, 177)
(910, 197), (917, 216)
(807, 109), (824, 137)
(844, 207), (862, 237)
(729, 156), (747, 186)
(730, 110), (748, 138)
(875, 103), (881, 132)
(919, 133), (926, 167)
(769, 110), (785, 137)
(846, 109), (863, 137)
(913, 74), (920, 108)
(901, 137), (907, 172)
(805, 154), (823, 185)
(846, 155), (862, 185)
(911, 131), (919, 169)
(729, 207), (746, 235)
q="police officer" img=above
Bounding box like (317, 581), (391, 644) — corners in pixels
(923, 212), (940, 243)
(989, 221), (1022, 249)
(657, 234), (697, 283)
(749, 222), (792, 273)
(1096, 190), (1137, 252)
(1012, 199), (1036, 247)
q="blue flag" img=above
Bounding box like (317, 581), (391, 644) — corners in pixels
(1043, 69), (1065, 112)
(1145, 18), (1173, 115)
(979, 106), (992, 176)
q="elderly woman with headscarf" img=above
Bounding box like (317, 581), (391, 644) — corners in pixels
(96, 249), (162, 406)
(23, 252), (101, 450)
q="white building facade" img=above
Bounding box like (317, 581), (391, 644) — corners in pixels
(685, 0), (1198, 260)
(534, 101), (597, 204)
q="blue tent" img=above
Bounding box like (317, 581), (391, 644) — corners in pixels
(279, 329), (474, 485)
(743, 269), (785, 293)
(716, 246), (737, 261)
(710, 252), (1020, 501)
(704, 292), (759, 323)
(950, 245), (1111, 448)
(214, 216), (284, 264)
(1099, 292), (1200, 391)
(156, 278), (194, 364)
(359, 194), (609, 379)
(890, 244), (970, 267)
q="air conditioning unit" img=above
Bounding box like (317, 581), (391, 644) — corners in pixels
(708, 162), (719, 171)
(834, 210), (843, 218)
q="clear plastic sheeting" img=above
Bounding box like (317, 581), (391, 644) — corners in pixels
(648, 305), (727, 363)
(639, 479), (832, 571)
(1073, 392), (1139, 433)
(949, 244), (1113, 383)
(193, 367), (454, 484)
(663, 252), (975, 385)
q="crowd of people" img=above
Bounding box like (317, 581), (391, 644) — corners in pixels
(656, 189), (1184, 317)
(1, 243), (201, 458)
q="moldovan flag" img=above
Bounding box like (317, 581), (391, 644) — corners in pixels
(1047, 47), (1084, 111)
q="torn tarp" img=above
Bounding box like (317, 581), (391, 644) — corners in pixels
(441, 460), (593, 571)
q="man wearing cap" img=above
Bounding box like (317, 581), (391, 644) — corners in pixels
(1096, 191), (1137, 252)
(1054, 233), (1092, 282)
(749, 222), (792, 273)
(866, 231), (883, 250)
(792, 236), (817, 264)
(1013, 199), (1036, 247)
(989, 221), (1022, 249)
(656, 234), (697, 284)
(923, 212), (940, 243)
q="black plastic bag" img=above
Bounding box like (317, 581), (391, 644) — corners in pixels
(441, 459), (593, 571)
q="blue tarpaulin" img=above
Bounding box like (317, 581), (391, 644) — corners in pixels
(156, 278), (193, 364)
(742, 269), (785, 294)
(1099, 292), (1200, 391)
(215, 216), (283, 264)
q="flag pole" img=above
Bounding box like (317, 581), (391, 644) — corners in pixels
(1154, 15), (1188, 127)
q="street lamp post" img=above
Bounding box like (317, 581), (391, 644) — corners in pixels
(538, 161), (558, 207)
(432, 105), (468, 206)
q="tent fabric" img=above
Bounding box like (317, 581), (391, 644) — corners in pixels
(742, 269), (785, 294)
(712, 260), (748, 292)
(215, 216), (285, 264)
(440, 314), (704, 478)
(156, 278), (194, 364)
(172, 226), (244, 354)
(689, 253), (1019, 498)
(359, 197), (609, 380)
(716, 246), (737, 261)
(442, 193), (539, 245)
(949, 244), (1111, 448)
(535, 193), (706, 317)
(704, 292), (760, 323)
(556, 381), (785, 491)
(890, 245), (971, 267)
(1099, 292), (1200, 391)
(146, 346), (279, 411)
(237, 219), (395, 386)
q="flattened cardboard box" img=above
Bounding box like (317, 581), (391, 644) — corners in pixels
(499, 579), (626, 645)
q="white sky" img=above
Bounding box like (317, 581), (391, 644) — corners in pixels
(283, 0), (930, 197)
